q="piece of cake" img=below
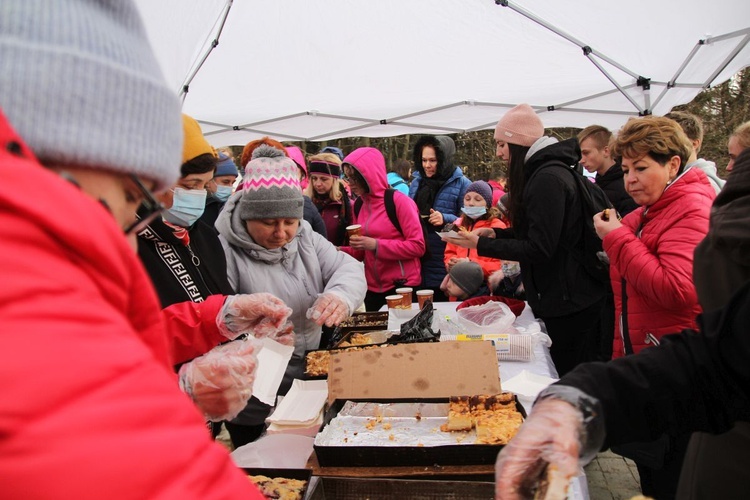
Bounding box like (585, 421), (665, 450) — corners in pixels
(441, 396), (473, 431)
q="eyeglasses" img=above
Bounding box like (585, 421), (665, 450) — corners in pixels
(123, 174), (165, 236)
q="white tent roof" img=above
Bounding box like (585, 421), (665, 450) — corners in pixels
(135, 0), (750, 145)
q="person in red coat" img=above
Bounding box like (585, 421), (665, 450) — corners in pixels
(0, 1), (289, 498)
(594, 117), (716, 359)
(591, 116), (716, 498)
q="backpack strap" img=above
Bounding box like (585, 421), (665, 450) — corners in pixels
(390, 179), (406, 188)
(353, 188), (404, 237)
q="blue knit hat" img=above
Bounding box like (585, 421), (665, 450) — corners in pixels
(0, 0), (182, 191)
(215, 152), (239, 178)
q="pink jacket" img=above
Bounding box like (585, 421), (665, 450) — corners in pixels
(0, 111), (262, 499)
(444, 217), (507, 278)
(604, 167), (715, 358)
(340, 147), (425, 292)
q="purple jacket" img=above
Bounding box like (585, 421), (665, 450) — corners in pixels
(340, 147), (425, 292)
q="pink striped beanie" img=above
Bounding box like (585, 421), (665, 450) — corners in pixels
(239, 144), (304, 220)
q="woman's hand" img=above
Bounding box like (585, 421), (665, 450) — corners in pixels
(306, 293), (350, 327)
(444, 226), (482, 249)
(428, 208), (444, 226)
(593, 211), (622, 240)
(349, 235), (377, 251)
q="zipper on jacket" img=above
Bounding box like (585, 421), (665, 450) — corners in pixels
(186, 243), (213, 297)
(644, 333), (660, 346)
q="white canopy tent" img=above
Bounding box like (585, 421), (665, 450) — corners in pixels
(134, 0), (750, 145)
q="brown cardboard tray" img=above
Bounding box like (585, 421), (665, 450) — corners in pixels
(242, 468), (312, 499)
(313, 397), (526, 468)
(308, 477), (494, 499)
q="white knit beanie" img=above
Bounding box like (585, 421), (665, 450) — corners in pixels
(0, 0), (183, 191)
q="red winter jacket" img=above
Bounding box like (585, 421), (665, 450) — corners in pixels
(340, 147), (425, 292)
(444, 216), (507, 278)
(604, 167), (715, 358)
(0, 111), (262, 499)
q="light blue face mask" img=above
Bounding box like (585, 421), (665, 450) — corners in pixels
(163, 187), (207, 227)
(213, 185), (233, 203)
(461, 206), (487, 220)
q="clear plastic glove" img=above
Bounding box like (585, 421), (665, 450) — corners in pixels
(488, 269), (505, 291)
(217, 293), (293, 340)
(495, 388), (604, 499)
(306, 293), (350, 327)
(267, 321), (296, 347)
(178, 339), (257, 422)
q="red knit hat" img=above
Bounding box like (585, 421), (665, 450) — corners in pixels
(494, 103), (544, 147)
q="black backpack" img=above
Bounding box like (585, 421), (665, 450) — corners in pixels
(353, 188), (430, 260)
(530, 161), (614, 283)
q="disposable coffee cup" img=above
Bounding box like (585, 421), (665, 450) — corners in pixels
(395, 287), (413, 307)
(385, 294), (404, 310)
(417, 289), (434, 309)
(346, 224), (362, 238)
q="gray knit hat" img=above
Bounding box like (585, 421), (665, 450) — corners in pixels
(0, 0), (182, 191)
(238, 145), (304, 220)
(449, 261), (485, 296)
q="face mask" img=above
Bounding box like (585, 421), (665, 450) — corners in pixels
(461, 206), (487, 219)
(213, 185), (233, 203)
(163, 187), (207, 227)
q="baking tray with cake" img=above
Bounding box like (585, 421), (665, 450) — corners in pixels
(242, 467), (312, 500)
(313, 394), (526, 467)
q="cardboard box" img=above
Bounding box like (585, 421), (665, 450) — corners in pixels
(308, 477), (494, 499)
(313, 341), (512, 468)
(326, 341), (501, 404)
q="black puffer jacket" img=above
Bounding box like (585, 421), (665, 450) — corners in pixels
(595, 160), (638, 217)
(476, 137), (607, 318)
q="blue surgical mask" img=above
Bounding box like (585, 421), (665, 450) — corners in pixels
(461, 206), (487, 219)
(163, 187), (207, 227)
(213, 185), (233, 203)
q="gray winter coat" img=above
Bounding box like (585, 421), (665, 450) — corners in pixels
(216, 192), (366, 425)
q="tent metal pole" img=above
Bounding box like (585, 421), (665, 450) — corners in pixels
(702, 33), (750, 88)
(309, 122), (382, 142)
(496, 0), (640, 79)
(204, 126), (306, 142)
(553, 84), (638, 109)
(178, 0), (233, 98)
(387, 122), (465, 133)
(706, 27), (750, 43)
(586, 56), (645, 113)
(387, 102), (466, 121)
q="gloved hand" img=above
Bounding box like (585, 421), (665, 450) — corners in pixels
(217, 293), (293, 340)
(266, 321), (296, 347)
(495, 398), (583, 499)
(178, 339), (257, 422)
(306, 292), (350, 327)
(488, 268), (506, 291)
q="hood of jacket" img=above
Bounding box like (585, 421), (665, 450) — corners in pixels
(412, 135), (456, 182)
(688, 157), (726, 193)
(342, 147), (390, 199)
(524, 137), (581, 177)
(215, 190), (301, 264)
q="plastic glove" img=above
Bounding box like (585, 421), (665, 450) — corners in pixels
(495, 388), (603, 499)
(178, 339), (257, 422)
(266, 321), (295, 347)
(306, 293), (350, 327)
(217, 293), (293, 340)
